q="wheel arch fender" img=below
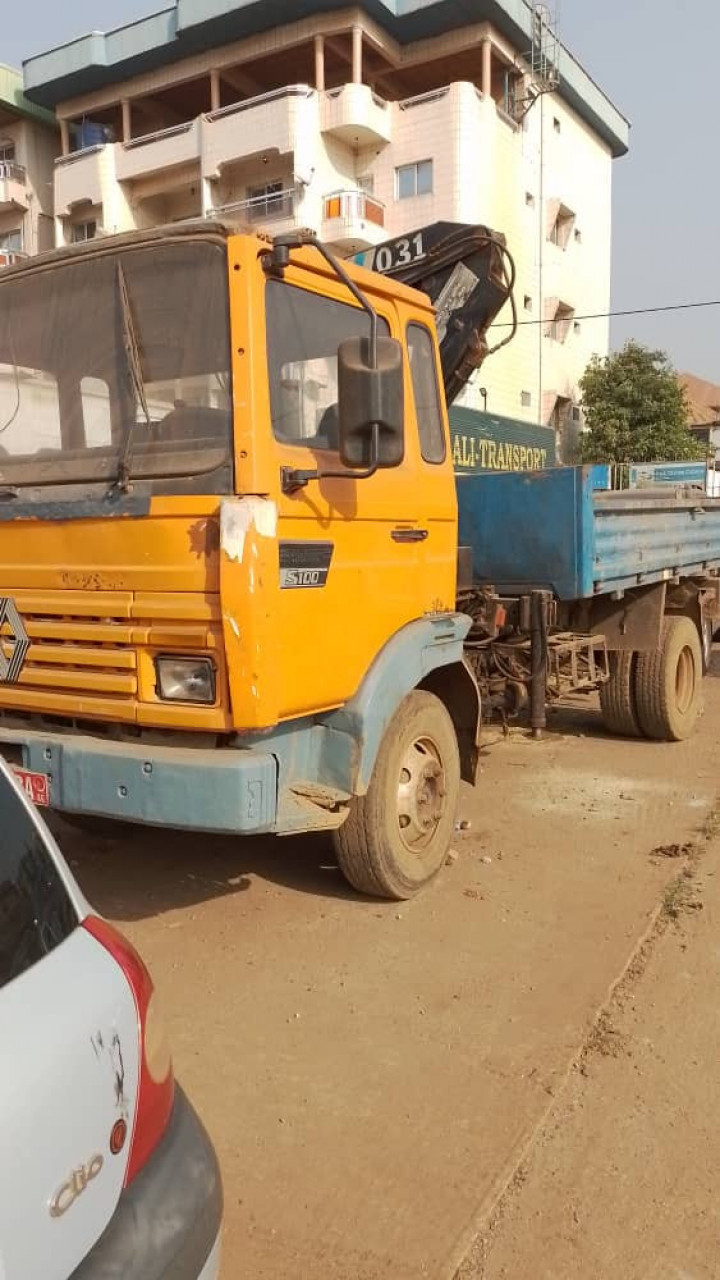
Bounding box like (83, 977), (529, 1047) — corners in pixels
(418, 660), (481, 784)
(322, 614), (478, 795)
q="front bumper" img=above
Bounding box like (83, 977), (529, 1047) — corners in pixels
(0, 726), (277, 834)
(73, 1087), (223, 1279)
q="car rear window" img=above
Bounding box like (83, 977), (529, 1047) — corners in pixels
(0, 776), (77, 990)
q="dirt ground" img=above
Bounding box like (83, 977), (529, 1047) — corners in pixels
(56, 662), (720, 1279)
(477, 827), (720, 1280)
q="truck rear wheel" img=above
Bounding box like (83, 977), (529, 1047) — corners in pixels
(634, 616), (702, 742)
(333, 690), (460, 900)
(702, 618), (713, 674)
(599, 651), (639, 737)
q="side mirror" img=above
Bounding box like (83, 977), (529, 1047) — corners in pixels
(337, 335), (404, 469)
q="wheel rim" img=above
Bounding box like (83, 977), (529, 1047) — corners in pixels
(675, 646), (695, 714)
(396, 734), (447, 854)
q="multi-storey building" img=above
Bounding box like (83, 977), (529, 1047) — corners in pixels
(22, 0), (628, 440)
(0, 65), (58, 262)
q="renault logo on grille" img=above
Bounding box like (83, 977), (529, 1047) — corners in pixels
(0, 598), (30, 683)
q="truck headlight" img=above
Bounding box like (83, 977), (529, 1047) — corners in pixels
(155, 656), (216, 704)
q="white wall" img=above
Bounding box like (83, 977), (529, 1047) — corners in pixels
(352, 83), (614, 426)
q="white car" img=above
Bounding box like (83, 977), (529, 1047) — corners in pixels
(0, 760), (222, 1278)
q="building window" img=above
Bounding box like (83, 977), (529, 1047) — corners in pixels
(407, 324), (446, 464)
(573, 321), (582, 335)
(498, 70), (522, 118)
(549, 204), (576, 250)
(572, 406), (582, 423)
(546, 301), (575, 343)
(521, 391), (532, 408)
(357, 174), (375, 195)
(0, 229), (23, 253)
(71, 220), (98, 244)
(553, 116), (561, 133)
(396, 160), (433, 200)
(525, 191), (535, 207)
(524, 295), (533, 312)
(0, 141), (16, 164)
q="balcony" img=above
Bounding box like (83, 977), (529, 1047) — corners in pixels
(116, 119), (201, 182)
(55, 145), (108, 216)
(321, 85), (392, 147)
(203, 86), (316, 180)
(211, 187), (297, 232)
(0, 162), (29, 212)
(0, 249), (28, 268)
(321, 189), (386, 253)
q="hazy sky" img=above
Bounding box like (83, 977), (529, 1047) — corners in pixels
(5, 1), (720, 380)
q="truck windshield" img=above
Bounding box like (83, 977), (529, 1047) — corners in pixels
(0, 238), (231, 488)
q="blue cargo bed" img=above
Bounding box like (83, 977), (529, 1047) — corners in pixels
(457, 466), (720, 601)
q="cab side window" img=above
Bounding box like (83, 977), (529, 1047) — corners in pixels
(266, 281), (389, 451)
(407, 323), (446, 464)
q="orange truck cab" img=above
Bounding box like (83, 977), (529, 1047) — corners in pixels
(0, 222), (480, 899)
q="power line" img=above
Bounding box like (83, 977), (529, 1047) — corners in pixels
(494, 299), (720, 328)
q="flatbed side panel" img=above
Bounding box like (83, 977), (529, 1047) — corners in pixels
(593, 502), (720, 592)
(456, 467), (596, 599)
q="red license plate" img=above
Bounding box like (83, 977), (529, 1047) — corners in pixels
(13, 768), (50, 807)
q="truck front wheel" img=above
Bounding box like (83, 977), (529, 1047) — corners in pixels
(333, 690), (461, 900)
(634, 616), (702, 741)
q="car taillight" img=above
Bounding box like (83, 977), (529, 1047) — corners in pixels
(83, 916), (175, 1186)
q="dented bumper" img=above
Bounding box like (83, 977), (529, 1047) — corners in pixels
(73, 1087), (222, 1279)
(0, 727), (278, 834)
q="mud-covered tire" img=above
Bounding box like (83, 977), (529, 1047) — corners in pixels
(332, 690), (460, 900)
(599, 651), (640, 737)
(634, 616), (702, 742)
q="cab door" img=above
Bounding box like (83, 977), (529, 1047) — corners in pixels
(264, 268), (456, 723)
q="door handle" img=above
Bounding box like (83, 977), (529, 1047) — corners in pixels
(391, 528), (429, 543)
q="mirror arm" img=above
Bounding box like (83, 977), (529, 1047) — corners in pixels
(281, 424), (380, 495)
(311, 243), (378, 370)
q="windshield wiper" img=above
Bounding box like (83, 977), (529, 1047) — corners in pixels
(114, 260), (151, 492)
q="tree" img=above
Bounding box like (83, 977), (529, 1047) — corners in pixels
(579, 341), (704, 464)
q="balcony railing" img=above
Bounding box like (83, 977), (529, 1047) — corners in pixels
(323, 189), (385, 227)
(124, 120), (195, 150)
(0, 249), (27, 268)
(55, 144), (105, 168)
(205, 84), (313, 123)
(324, 86), (388, 112)
(399, 86), (451, 111)
(212, 188), (296, 224)
(0, 161), (27, 185)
